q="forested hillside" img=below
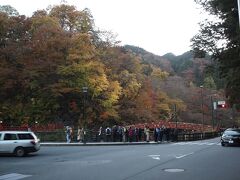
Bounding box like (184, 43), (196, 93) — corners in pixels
(0, 4), (238, 129)
(0, 4), (186, 128)
(125, 45), (239, 127)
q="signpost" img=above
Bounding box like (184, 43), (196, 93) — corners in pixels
(217, 101), (226, 108)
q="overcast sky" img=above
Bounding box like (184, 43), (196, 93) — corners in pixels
(1, 0), (206, 56)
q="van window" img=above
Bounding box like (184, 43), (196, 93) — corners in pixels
(4, 133), (17, 140)
(18, 133), (34, 140)
(0, 133), (2, 140)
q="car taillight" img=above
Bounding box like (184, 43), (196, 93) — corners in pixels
(30, 140), (36, 145)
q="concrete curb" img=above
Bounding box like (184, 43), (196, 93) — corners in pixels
(41, 141), (171, 146)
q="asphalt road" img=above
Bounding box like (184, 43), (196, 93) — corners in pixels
(0, 137), (240, 180)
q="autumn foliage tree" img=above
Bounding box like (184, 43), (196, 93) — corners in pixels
(191, 0), (240, 106)
(0, 4), (187, 128)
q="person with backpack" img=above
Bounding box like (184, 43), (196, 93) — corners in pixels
(105, 127), (112, 142)
(66, 126), (71, 143)
(117, 126), (123, 142)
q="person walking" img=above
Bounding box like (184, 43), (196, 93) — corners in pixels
(117, 126), (123, 142)
(128, 126), (134, 142)
(154, 126), (160, 142)
(135, 127), (139, 142)
(138, 128), (143, 141)
(161, 125), (166, 142)
(98, 126), (103, 142)
(66, 126), (71, 143)
(144, 126), (150, 142)
(112, 125), (117, 142)
(159, 126), (163, 142)
(77, 127), (84, 142)
(122, 126), (126, 142)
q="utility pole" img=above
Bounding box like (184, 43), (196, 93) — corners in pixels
(232, 104), (236, 126)
(174, 104), (177, 129)
(238, 0), (240, 28)
(211, 96), (214, 130)
(82, 86), (88, 143)
(200, 85), (204, 135)
(173, 104), (178, 142)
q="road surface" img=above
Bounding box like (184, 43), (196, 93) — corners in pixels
(0, 137), (239, 180)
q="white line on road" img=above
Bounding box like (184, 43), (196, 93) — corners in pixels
(207, 143), (216, 145)
(152, 157), (160, 160)
(0, 173), (31, 180)
(175, 152), (194, 159)
(172, 142), (218, 146)
(149, 155), (161, 160)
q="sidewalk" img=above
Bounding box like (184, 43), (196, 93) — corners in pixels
(41, 141), (171, 146)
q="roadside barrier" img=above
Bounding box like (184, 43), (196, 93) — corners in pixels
(34, 130), (221, 143)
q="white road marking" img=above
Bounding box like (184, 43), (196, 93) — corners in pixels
(149, 155), (161, 160)
(0, 173), (31, 180)
(207, 143), (216, 145)
(188, 142), (199, 145)
(164, 168), (185, 172)
(56, 159), (112, 166)
(198, 143), (206, 145)
(172, 142), (218, 146)
(175, 152), (194, 159)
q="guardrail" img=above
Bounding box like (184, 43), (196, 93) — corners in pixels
(177, 132), (220, 141)
(35, 130), (221, 143)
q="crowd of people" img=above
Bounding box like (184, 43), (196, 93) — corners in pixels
(65, 125), (179, 143)
(99, 125), (179, 143)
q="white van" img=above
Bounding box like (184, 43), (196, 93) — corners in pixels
(0, 131), (40, 157)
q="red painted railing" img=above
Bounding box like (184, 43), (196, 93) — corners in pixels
(0, 123), (64, 132)
(0, 121), (216, 132)
(132, 120), (215, 132)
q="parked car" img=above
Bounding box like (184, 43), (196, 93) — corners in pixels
(221, 128), (240, 146)
(0, 131), (40, 157)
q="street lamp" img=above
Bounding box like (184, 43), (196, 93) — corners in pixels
(82, 86), (88, 143)
(200, 85), (204, 136)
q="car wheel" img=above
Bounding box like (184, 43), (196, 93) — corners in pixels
(14, 147), (25, 157)
(221, 142), (226, 146)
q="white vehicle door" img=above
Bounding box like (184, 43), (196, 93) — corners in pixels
(1, 133), (18, 153)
